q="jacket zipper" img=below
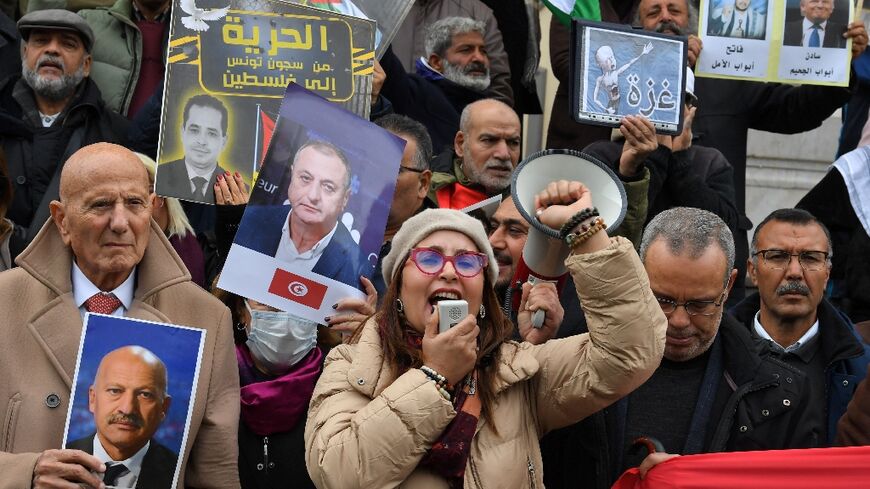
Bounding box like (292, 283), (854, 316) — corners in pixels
(527, 456), (537, 489)
(262, 436), (270, 473)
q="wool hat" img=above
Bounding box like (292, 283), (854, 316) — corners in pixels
(382, 208), (498, 287)
(18, 9), (95, 53)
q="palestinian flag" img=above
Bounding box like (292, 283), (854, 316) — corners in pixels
(541, 0), (600, 26)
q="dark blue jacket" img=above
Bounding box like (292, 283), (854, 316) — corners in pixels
(233, 204), (370, 288)
(730, 293), (870, 445)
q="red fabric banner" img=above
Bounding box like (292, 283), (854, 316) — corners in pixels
(612, 446), (870, 489)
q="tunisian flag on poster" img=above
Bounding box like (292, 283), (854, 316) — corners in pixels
(612, 446), (870, 489)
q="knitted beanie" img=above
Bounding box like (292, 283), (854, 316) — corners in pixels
(382, 208), (498, 287)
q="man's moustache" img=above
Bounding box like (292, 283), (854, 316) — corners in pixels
(654, 21), (686, 36)
(776, 281), (811, 296)
(463, 61), (488, 76)
(37, 55), (65, 71)
(108, 413), (144, 428)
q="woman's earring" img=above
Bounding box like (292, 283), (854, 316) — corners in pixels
(234, 322), (246, 332)
(396, 298), (405, 313)
(478, 304), (486, 319)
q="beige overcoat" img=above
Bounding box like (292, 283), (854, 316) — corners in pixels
(305, 237), (667, 488)
(0, 220), (240, 488)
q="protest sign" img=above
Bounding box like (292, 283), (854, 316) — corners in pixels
(218, 83), (405, 324)
(62, 314), (206, 489)
(571, 21), (687, 135)
(155, 0), (376, 204)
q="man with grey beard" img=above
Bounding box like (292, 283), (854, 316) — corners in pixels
(380, 16), (500, 153)
(428, 98), (520, 210)
(0, 9), (128, 257)
(731, 208), (870, 448)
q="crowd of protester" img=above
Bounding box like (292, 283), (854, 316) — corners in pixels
(0, 0), (869, 488)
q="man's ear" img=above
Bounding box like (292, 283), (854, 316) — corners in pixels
(161, 395), (172, 418)
(428, 53), (444, 73)
(82, 55), (92, 77)
(49, 200), (72, 245)
(747, 257), (758, 286)
(724, 268), (738, 298)
(88, 385), (96, 414)
(417, 170), (433, 199)
(454, 131), (465, 158)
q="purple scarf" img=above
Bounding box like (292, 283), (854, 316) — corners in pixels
(236, 344), (323, 436)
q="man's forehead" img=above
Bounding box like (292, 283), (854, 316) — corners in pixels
(493, 198), (523, 222)
(640, 0), (688, 14)
(28, 28), (84, 43)
(756, 221), (828, 248)
(450, 31), (485, 47)
(187, 105), (223, 127)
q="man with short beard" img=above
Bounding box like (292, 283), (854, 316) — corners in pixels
(428, 98), (520, 210)
(0, 9), (128, 257)
(731, 208), (870, 447)
(380, 16), (501, 153)
(540, 207), (812, 489)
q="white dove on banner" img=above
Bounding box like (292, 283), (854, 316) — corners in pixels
(180, 0), (230, 32)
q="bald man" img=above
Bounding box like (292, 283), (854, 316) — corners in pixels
(66, 346), (176, 488)
(429, 98), (521, 209)
(0, 143), (240, 488)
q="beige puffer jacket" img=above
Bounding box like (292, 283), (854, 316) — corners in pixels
(305, 237), (666, 488)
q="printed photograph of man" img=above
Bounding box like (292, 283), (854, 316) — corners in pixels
(783, 0), (848, 48)
(235, 140), (366, 288)
(156, 94), (229, 204)
(66, 346), (177, 488)
(708, 0), (768, 40)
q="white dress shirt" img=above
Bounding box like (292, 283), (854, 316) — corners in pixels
(184, 160), (215, 197)
(92, 434), (149, 488)
(754, 311), (820, 353)
(275, 209), (338, 269)
(801, 17), (829, 47)
(72, 262), (136, 319)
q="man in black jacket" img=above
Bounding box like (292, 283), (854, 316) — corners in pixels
(541, 207), (809, 489)
(0, 10), (128, 256)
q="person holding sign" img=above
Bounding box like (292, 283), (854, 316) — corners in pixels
(305, 187), (666, 487)
(783, 0), (848, 48)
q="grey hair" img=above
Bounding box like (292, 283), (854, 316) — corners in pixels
(424, 16), (486, 58)
(749, 208), (833, 265)
(633, 0), (699, 36)
(375, 114), (433, 171)
(458, 98), (516, 134)
(640, 207), (735, 286)
(291, 140), (352, 190)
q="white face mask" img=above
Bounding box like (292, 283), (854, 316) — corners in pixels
(245, 301), (318, 375)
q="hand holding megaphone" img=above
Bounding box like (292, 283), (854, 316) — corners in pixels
(534, 180), (594, 229)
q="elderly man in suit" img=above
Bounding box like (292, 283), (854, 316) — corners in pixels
(234, 140), (368, 288)
(783, 0), (847, 48)
(0, 142), (239, 488)
(66, 346), (178, 488)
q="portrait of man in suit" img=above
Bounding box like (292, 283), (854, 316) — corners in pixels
(235, 140), (367, 288)
(783, 0), (848, 48)
(156, 94), (229, 204)
(66, 346), (177, 488)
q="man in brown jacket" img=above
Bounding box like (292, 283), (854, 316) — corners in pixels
(0, 143), (240, 488)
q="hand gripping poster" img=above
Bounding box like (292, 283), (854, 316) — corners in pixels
(155, 0), (376, 205)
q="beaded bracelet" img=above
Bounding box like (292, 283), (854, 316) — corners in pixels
(559, 207), (599, 239)
(565, 217), (607, 249)
(421, 366), (452, 400)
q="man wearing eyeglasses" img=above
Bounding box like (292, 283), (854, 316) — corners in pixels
(540, 207), (810, 489)
(731, 208), (870, 448)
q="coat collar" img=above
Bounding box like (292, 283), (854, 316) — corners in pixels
(15, 219), (192, 387)
(346, 319), (540, 399)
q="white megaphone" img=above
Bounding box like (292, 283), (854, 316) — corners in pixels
(510, 149), (627, 326)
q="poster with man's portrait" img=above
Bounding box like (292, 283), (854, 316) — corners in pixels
(218, 83), (405, 324)
(696, 0), (853, 85)
(571, 21), (687, 135)
(777, 0), (853, 84)
(155, 0), (376, 205)
(62, 314), (206, 489)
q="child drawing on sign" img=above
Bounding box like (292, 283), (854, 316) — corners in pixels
(593, 42), (654, 114)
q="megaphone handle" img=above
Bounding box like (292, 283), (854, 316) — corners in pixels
(532, 310), (546, 329)
(527, 275), (557, 329)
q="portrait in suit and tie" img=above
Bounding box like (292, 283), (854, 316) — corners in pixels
(66, 345), (178, 488)
(782, 0), (848, 48)
(708, 0), (768, 40)
(234, 140), (368, 288)
(156, 94), (229, 204)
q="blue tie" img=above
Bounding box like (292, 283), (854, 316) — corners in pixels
(809, 24), (821, 47)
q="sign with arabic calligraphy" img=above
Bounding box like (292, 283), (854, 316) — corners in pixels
(696, 0), (854, 86)
(155, 0), (375, 205)
(570, 21), (687, 135)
